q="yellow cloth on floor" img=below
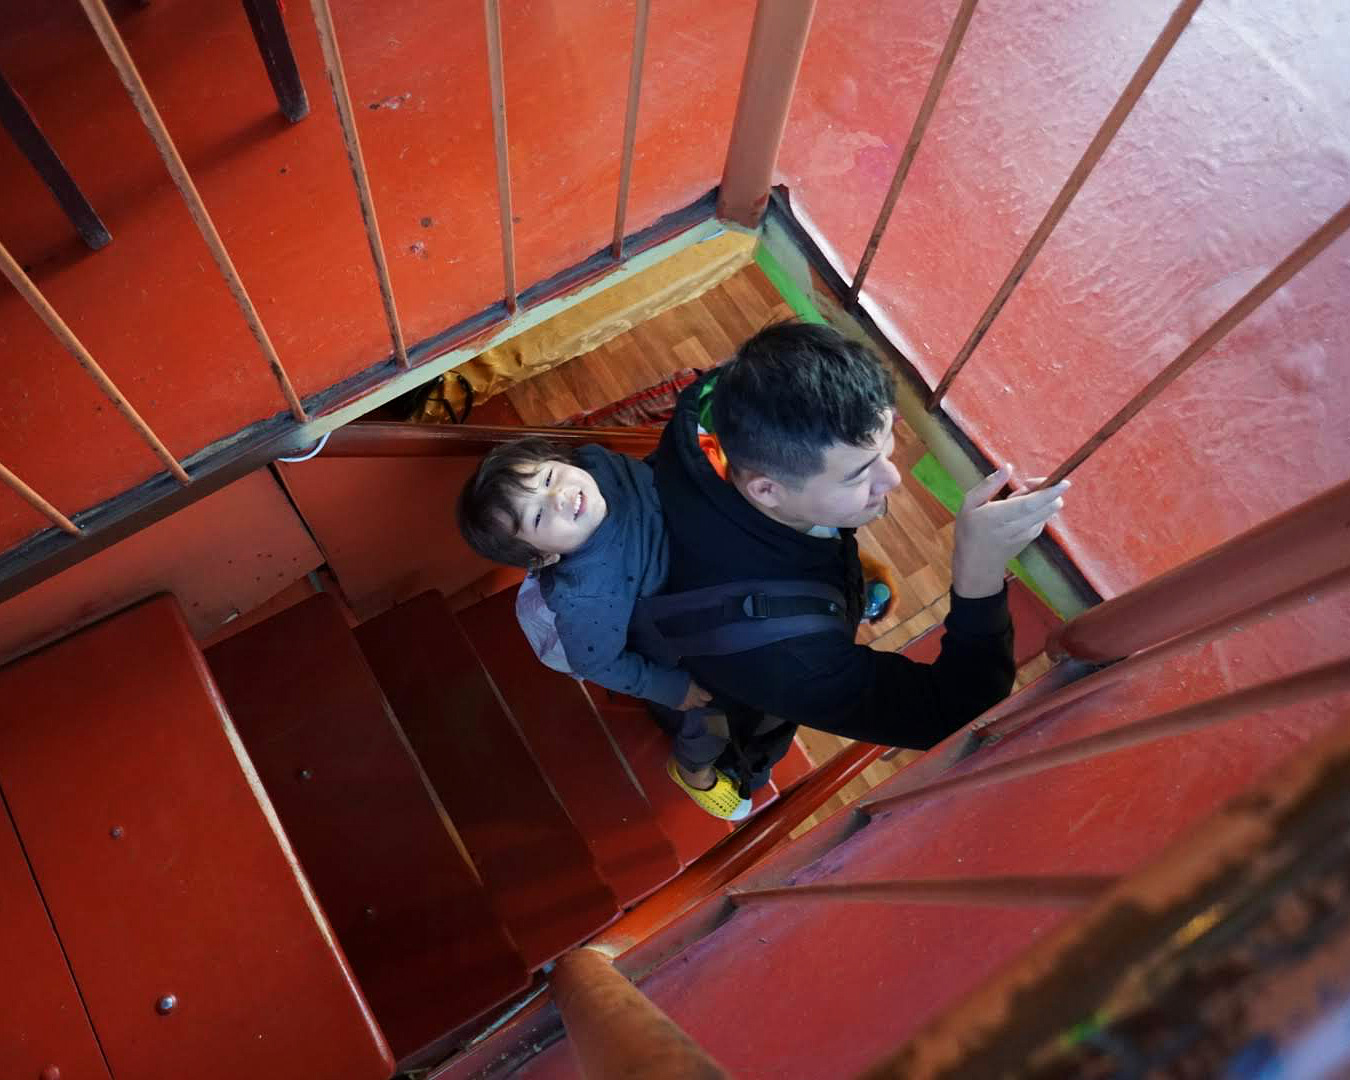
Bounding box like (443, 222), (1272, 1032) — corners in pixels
(412, 229), (756, 423)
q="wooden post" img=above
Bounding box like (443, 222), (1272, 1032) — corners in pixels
(716, 0), (816, 228)
(241, 0), (310, 123)
(0, 70), (111, 250)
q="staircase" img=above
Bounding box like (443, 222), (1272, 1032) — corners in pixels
(0, 577), (814, 1078)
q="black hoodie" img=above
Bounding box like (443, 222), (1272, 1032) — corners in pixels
(651, 373), (1015, 750)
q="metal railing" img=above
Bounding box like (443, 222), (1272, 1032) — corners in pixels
(1, 0), (661, 550)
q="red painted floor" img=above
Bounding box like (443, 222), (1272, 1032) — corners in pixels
(779, 0), (1350, 599)
(0, 0), (754, 550)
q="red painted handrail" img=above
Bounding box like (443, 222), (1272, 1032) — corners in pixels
(553, 948), (731, 1079)
(1048, 477), (1350, 663)
(589, 740), (887, 958)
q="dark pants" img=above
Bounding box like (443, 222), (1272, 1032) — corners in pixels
(649, 702), (797, 793)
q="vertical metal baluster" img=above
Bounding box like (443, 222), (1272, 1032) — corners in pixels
(77, 0), (311, 420)
(307, 0), (409, 368)
(483, 0), (518, 313)
(0, 462), (82, 536)
(928, 0), (1204, 409)
(612, 0), (651, 259)
(849, 0), (979, 304)
(1039, 198), (1350, 488)
(0, 240), (191, 485)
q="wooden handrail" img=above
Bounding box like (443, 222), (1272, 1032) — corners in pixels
(729, 874), (1115, 910)
(1049, 477), (1350, 664)
(320, 420), (663, 458)
(552, 948), (731, 1079)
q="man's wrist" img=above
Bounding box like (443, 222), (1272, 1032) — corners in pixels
(951, 559), (1006, 600)
(946, 583), (1010, 636)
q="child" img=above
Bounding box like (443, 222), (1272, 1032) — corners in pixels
(458, 437), (750, 820)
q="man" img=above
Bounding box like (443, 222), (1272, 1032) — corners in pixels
(651, 321), (1068, 803)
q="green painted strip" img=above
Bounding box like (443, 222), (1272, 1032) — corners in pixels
(754, 243), (828, 325)
(910, 453), (1061, 615)
(911, 452), (964, 515)
(752, 247), (1066, 617)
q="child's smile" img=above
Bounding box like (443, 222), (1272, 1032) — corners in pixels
(511, 459), (608, 558)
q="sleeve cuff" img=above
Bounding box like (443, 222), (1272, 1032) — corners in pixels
(649, 667), (693, 709)
(945, 583), (1011, 637)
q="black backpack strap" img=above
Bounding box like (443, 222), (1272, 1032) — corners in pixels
(632, 579), (851, 666)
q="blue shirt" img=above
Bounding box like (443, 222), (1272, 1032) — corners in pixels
(540, 445), (690, 708)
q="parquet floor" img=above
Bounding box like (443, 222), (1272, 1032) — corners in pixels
(471, 261), (1050, 835)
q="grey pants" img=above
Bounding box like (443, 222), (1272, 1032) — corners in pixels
(650, 703), (796, 790)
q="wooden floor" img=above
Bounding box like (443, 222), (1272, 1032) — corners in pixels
(471, 262), (1052, 836)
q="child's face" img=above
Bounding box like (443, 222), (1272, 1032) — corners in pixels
(510, 459), (608, 562)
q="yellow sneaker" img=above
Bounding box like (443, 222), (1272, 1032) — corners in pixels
(666, 758), (752, 821)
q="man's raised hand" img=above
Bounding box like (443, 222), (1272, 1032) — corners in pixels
(951, 466), (1070, 599)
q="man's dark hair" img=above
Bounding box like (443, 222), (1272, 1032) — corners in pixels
(457, 436), (580, 568)
(711, 322), (897, 486)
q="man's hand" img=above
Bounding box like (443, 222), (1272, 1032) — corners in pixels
(678, 679), (714, 711)
(951, 466), (1069, 599)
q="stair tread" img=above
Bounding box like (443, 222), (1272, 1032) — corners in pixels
(355, 592), (619, 968)
(462, 589), (682, 907)
(774, 738), (815, 790)
(592, 690), (734, 865)
(0, 595), (394, 1080)
(207, 592), (528, 1062)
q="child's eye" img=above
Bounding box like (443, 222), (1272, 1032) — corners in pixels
(534, 509), (542, 529)
(546, 468), (555, 486)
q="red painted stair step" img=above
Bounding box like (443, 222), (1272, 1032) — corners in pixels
(0, 595), (394, 1080)
(591, 689), (734, 866)
(355, 591), (620, 968)
(459, 588), (682, 907)
(206, 592), (527, 1063)
(774, 738), (816, 791)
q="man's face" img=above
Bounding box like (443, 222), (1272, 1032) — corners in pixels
(751, 409), (903, 531)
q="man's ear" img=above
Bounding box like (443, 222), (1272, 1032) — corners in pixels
(742, 473), (783, 510)
(533, 552), (561, 568)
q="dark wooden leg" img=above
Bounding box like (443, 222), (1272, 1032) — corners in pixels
(241, 0), (309, 123)
(0, 70), (111, 250)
